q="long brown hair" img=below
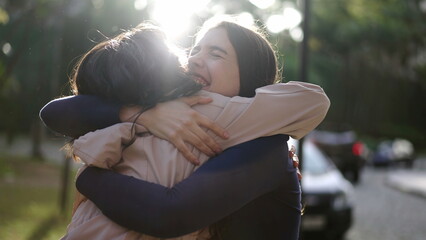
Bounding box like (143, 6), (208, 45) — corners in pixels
(71, 23), (202, 110)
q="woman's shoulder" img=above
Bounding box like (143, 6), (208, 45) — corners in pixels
(256, 82), (326, 95)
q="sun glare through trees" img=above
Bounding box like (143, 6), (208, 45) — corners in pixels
(132, 0), (303, 41)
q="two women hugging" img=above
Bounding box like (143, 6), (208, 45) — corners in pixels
(40, 16), (330, 240)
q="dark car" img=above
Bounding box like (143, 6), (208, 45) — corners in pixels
(289, 138), (354, 240)
(372, 138), (415, 167)
(309, 129), (366, 183)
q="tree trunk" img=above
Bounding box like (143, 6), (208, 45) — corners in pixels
(31, 118), (43, 160)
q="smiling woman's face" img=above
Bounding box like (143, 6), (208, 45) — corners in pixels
(188, 27), (240, 97)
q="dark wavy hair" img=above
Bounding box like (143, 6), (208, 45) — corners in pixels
(71, 23), (202, 110)
(195, 17), (280, 98)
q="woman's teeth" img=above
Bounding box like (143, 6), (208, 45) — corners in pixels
(193, 76), (209, 87)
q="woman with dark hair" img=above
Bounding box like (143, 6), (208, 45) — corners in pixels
(194, 19), (279, 98)
(41, 17), (329, 240)
(71, 24), (201, 109)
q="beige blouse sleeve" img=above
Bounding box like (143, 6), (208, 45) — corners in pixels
(72, 123), (137, 169)
(213, 81), (330, 149)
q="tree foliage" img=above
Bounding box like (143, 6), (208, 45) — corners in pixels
(0, 0), (425, 148)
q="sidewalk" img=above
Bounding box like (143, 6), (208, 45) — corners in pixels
(386, 158), (426, 199)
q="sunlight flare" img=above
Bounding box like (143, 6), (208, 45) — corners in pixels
(266, 7), (302, 34)
(151, 0), (211, 39)
(249, 0), (275, 9)
(134, 0), (148, 10)
(2, 42), (12, 56)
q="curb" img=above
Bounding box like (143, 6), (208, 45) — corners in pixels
(386, 171), (426, 199)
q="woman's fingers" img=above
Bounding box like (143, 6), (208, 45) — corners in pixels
(169, 137), (200, 165)
(179, 95), (213, 106)
(289, 145), (302, 180)
(196, 113), (229, 141)
(289, 145), (296, 157)
(182, 120), (222, 155)
(129, 97), (229, 163)
(180, 96), (229, 140)
(292, 155), (299, 168)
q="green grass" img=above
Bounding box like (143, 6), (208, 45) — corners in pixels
(0, 154), (76, 240)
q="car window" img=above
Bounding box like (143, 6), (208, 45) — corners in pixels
(302, 141), (334, 175)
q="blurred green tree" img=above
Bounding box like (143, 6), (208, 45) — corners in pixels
(307, 0), (426, 146)
(0, 0), (149, 158)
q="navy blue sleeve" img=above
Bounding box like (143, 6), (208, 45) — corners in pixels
(76, 135), (290, 238)
(39, 95), (121, 138)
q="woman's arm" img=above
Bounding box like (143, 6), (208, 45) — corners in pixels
(39, 95), (227, 162)
(72, 123), (137, 169)
(211, 81), (330, 149)
(39, 95), (121, 138)
(133, 82), (329, 159)
(76, 135), (290, 238)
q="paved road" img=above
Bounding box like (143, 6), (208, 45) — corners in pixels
(345, 166), (426, 240)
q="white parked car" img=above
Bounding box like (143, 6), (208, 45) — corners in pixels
(289, 137), (354, 240)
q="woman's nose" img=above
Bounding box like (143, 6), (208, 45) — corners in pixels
(188, 52), (204, 69)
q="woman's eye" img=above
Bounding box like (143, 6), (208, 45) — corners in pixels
(210, 52), (222, 58)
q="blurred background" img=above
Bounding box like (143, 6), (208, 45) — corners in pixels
(0, 0), (425, 239)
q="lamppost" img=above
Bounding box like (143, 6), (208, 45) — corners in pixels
(298, 0), (311, 84)
(297, 0), (311, 167)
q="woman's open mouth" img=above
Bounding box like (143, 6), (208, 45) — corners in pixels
(190, 73), (210, 88)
